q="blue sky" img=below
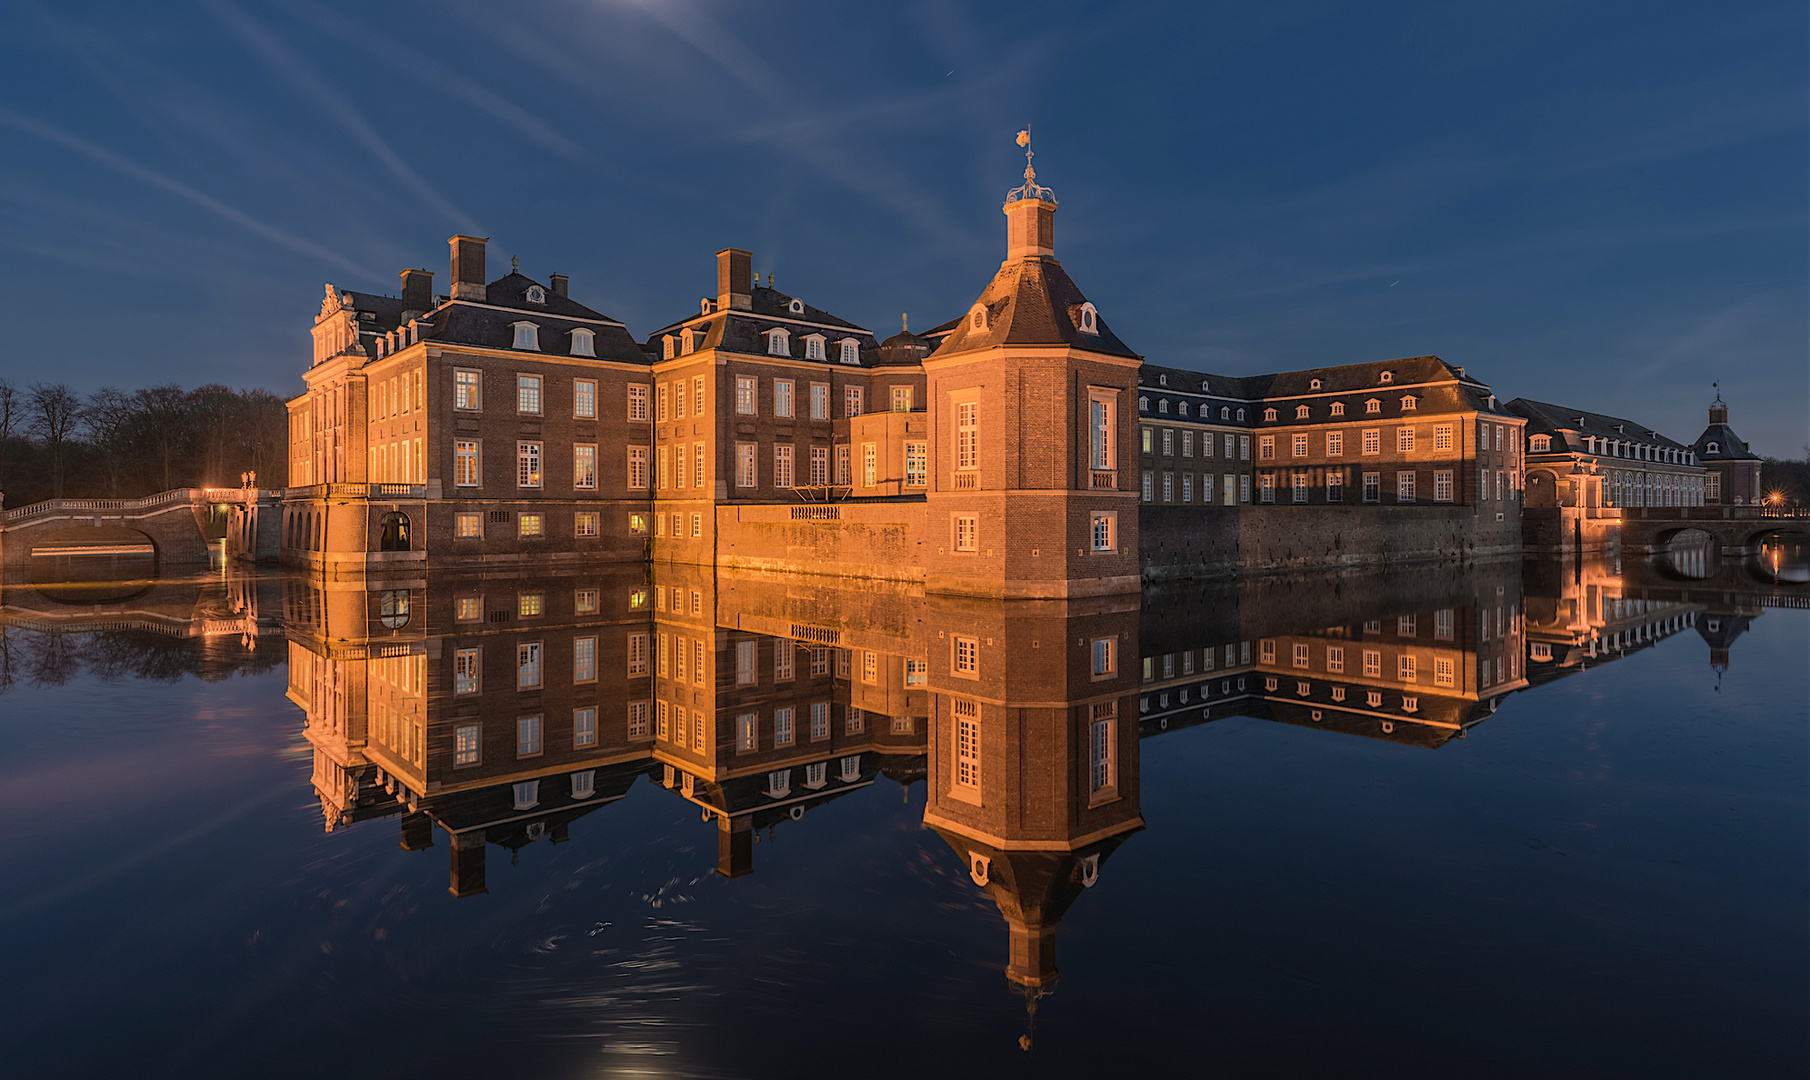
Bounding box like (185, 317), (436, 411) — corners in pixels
(0, 0), (1803, 455)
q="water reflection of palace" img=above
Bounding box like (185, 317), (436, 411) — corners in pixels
(256, 540), (1804, 1033)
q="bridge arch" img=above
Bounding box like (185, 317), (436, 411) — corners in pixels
(1525, 469), (1561, 509)
(26, 525), (159, 583)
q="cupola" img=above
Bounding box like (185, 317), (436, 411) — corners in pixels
(1003, 129), (1056, 261)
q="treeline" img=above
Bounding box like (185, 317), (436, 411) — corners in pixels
(1760, 457), (1810, 506)
(0, 379), (288, 507)
(0, 626), (286, 695)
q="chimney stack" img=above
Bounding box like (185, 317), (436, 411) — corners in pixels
(399, 268), (433, 320)
(717, 248), (752, 312)
(448, 235), (488, 301)
(549, 273), (568, 298)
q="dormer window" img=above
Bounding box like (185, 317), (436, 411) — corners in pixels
(767, 328), (790, 356)
(1530, 435), (1550, 452)
(1706, 441), (1719, 453)
(1235, 408), (1246, 421)
(803, 334), (825, 361)
(1295, 405), (1310, 419)
(1138, 396), (1149, 411)
(1400, 395), (1417, 411)
(527, 285), (545, 304)
(838, 339), (860, 365)
(662, 335), (676, 360)
(681, 328), (698, 354)
(1202, 381), (1211, 392)
(1379, 371), (1393, 384)
(789, 298), (804, 315)
(1365, 399), (1380, 414)
(970, 305), (988, 331)
(1220, 406), (1230, 420)
(1179, 402), (1190, 416)
(1310, 379), (1322, 390)
(1263, 408), (1278, 422)
(1330, 402), (1345, 417)
(511, 322), (540, 351)
(701, 298), (715, 316)
(1077, 303), (1099, 334)
(569, 328), (595, 357)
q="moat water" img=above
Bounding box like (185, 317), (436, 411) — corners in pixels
(1, 539), (1804, 1078)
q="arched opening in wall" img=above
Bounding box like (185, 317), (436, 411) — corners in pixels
(1749, 530), (1809, 584)
(27, 526), (158, 598)
(1525, 470), (1560, 509)
(1653, 528), (1720, 581)
(378, 512), (410, 552)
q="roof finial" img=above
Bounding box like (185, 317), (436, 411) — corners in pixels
(902, 312), (909, 332)
(511, 255), (519, 274)
(1006, 127), (1056, 204)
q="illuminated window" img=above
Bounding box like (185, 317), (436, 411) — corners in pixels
(455, 369), (481, 410)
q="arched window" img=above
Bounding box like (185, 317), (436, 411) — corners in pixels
(378, 589), (410, 629)
(803, 334), (825, 361)
(511, 322), (540, 351)
(1706, 442), (1718, 453)
(1077, 303), (1099, 333)
(1530, 435), (1550, 452)
(569, 328), (595, 357)
(1138, 396), (1149, 411)
(1158, 400), (1170, 414)
(789, 298), (804, 314)
(1220, 406), (1230, 420)
(1178, 402), (1189, 416)
(1263, 408), (1278, 422)
(1378, 371), (1393, 384)
(662, 335), (676, 359)
(838, 340), (859, 364)
(1295, 405), (1310, 419)
(1158, 374), (1167, 386)
(1309, 379), (1322, 390)
(681, 328), (698, 354)
(379, 511), (410, 551)
(1236, 408), (1246, 421)
(970, 306), (987, 330)
(767, 328), (790, 356)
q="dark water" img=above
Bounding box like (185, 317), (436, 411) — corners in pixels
(1, 544), (1805, 1079)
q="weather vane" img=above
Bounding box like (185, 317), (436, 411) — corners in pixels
(1007, 127), (1055, 204)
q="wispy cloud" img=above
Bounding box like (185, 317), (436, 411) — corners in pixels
(0, 105), (371, 278)
(195, 0), (483, 234)
(273, 0), (589, 161)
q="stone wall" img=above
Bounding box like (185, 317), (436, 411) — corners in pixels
(1140, 504), (1523, 582)
(714, 502), (926, 583)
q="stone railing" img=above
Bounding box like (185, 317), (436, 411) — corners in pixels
(4, 488), (190, 523)
(953, 472), (978, 490)
(1090, 469), (1117, 490)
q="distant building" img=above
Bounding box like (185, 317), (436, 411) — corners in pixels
(1506, 398), (1705, 510)
(1688, 391), (1763, 505)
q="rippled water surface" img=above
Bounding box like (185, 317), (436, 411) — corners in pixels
(1, 554), (1804, 1079)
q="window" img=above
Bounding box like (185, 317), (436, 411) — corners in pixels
(736, 443), (756, 487)
(1142, 472), (1153, 500)
(517, 374), (542, 413)
(1090, 704), (1115, 794)
(624, 446), (648, 490)
(574, 636), (597, 682)
(1162, 429), (1175, 456)
(845, 386), (864, 418)
(839, 340), (859, 364)
(774, 707), (795, 747)
(455, 724), (480, 766)
(455, 369), (481, 410)
(1077, 302), (1098, 333)
(455, 441), (480, 486)
(455, 511), (481, 538)
(572, 378), (597, 418)
(1240, 474), (1250, 503)
(628, 384), (649, 421)
(1362, 429), (1380, 455)
(1182, 474), (1194, 502)
(1092, 637), (1116, 676)
(905, 442), (927, 486)
(1162, 473), (1174, 502)
(954, 515), (978, 552)
(767, 328), (790, 356)
(1292, 434), (1308, 458)
(1263, 408), (1278, 422)
(1091, 512), (1116, 552)
(1398, 427), (1415, 453)
(804, 335), (825, 360)
(517, 715), (542, 757)
(518, 593), (544, 617)
(1400, 395), (1417, 411)
(903, 658), (928, 688)
(1181, 430), (1194, 458)
(808, 382), (829, 420)
(954, 699), (980, 791)
(1378, 371), (1393, 384)
(775, 640), (796, 682)
(1398, 655), (1417, 681)
(1159, 400), (1170, 414)
(1142, 427), (1153, 454)
(1434, 424), (1452, 451)
(517, 513), (543, 538)
(1363, 472), (1380, 503)
(1530, 434), (1550, 452)
(956, 401), (978, 470)
(737, 714), (757, 752)
(518, 442), (542, 487)
(1292, 471), (1309, 502)
(574, 445), (597, 489)
(1397, 472), (1416, 502)
(861, 443), (877, 488)
(736, 376), (757, 414)
(1259, 474), (1274, 503)
(774, 444), (795, 488)
(953, 635), (979, 677)
(1090, 395), (1115, 469)
(1434, 470), (1453, 502)
(1240, 435), (1250, 460)
(1327, 646), (1344, 673)
(626, 700), (649, 738)
(891, 386), (913, 413)
(517, 642), (543, 688)
(1330, 402), (1345, 417)
(774, 379), (794, 418)
(1259, 435), (1275, 460)
(1325, 431), (1344, 457)
(810, 446), (829, 486)
(454, 648), (480, 694)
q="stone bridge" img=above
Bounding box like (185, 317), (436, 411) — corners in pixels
(1620, 506), (1808, 555)
(0, 488), (284, 575)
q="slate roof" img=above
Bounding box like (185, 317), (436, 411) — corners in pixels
(927, 258), (1139, 360)
(417, 272), (651, 365)
(1506, 399), (1689, 452)
(341, 290), (404, 332)
(644, 284), (880, 363)
(1135, 355), (1514, 420)
(1691, 423), (1759, 461)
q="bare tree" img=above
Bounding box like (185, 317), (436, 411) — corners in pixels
(83, 386), (137, 498)
(28, 382), (82, 498)
(0, 377), (18, 503)
(133, 383), (191, 492)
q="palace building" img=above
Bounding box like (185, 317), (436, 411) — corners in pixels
(1506, 398), (1707, 510)
(1688, 391), (1763, 506)
(282, 143), (1530, 586)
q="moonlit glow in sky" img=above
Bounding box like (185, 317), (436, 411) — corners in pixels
(0, 0), (1802, 453)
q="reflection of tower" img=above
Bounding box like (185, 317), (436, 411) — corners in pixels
(1695, 611), (1752, 691)
(922, 594), (1143, 999)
